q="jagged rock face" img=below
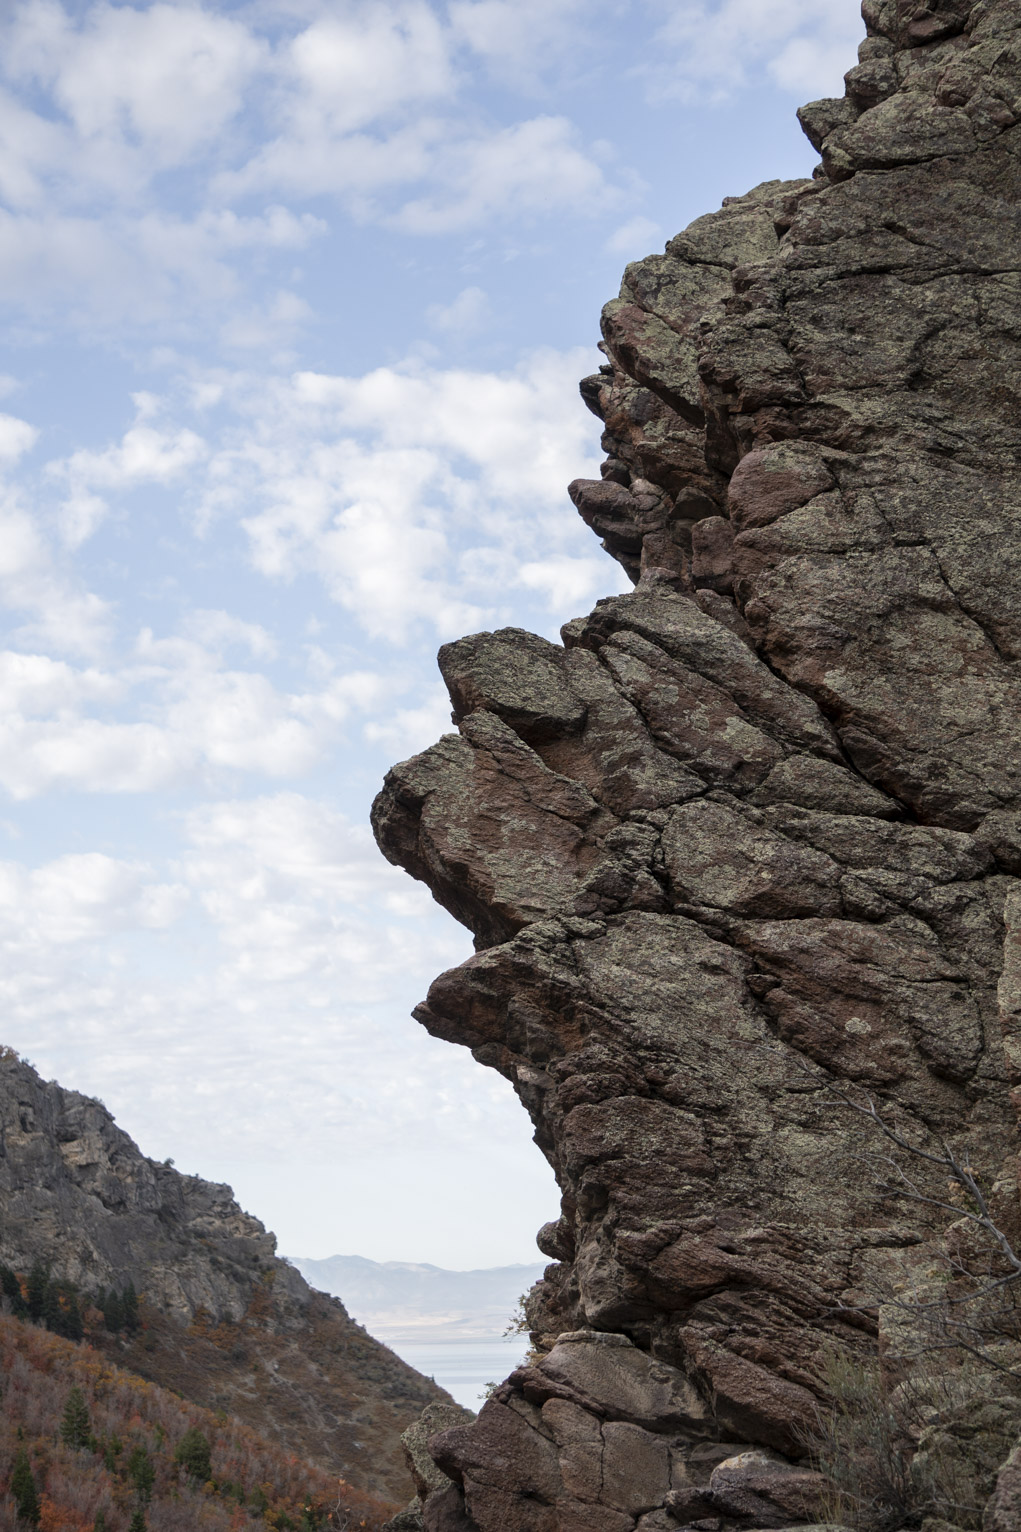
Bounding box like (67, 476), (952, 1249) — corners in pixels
(0, 1052), (447, 1501)
(373, 2), (1021, 1528)
(0, 1051), (281, 1321)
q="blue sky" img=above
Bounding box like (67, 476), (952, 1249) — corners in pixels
(0, 0), (865, 1267)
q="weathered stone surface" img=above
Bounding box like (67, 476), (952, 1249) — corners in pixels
(403, 1403), (477, 1501)
(373, 0), (1021, 1525)
(911, 1394), (1021, 1521)
(985, 1435), (1021, 1531)
(422, 1485), (475, 1532)
(385, 1507), (425, 1532)
(513, 1335), (707, 1434)
(0, 1051), (447, 1501)
(706, 1450), (828, 1526)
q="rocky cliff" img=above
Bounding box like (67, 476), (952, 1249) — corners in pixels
(372, 2), (1021, 1527)
(0, 1048), (449, 1502)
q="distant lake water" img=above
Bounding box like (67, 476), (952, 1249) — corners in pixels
(384, 1336), (529, 1411)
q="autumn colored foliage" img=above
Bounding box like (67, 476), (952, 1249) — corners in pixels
(0, 1315), (398, 1531)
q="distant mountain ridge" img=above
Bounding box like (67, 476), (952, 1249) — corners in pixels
(288, 1253), (547, 1341)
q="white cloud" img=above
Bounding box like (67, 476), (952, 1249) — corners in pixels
(0, 789), (479, 1155)
(363, 681), (455, 759)
(214, 119), (439, 207)
(211, 2), (610, 226)
(0, 3), (321, 322)
(518, 553), (629, 611)
(0, 715), (191, 798)
(4, 0), (265, 187)
(426, 285), (491, 335)
(642, 0), (863, 100)
(0, 340), (614, 804)
(218, 287), (315, 350)
(0, 650), (119, 715)
(605, 215), (661, 258)
(0, 484), (112, 656)
(0, 634), (390, 799)
(220, 106), (620, 234)
(182, 792), (397, 923)
(0, 700), (289, 800)
(50, 413), (207, 546)
(288, 346), (600, 504)
(392, 115), (620, 233)
(0, 1), (629, 325)
(449, 0), (587, 83)
(0, 414), (38, 462)
(0, 852), (188, 947)
(183, 609), (277, 661)
(0, 206), (325, 323)
(0, 84), (66, 209)
(769, 30), (862, 95)
(59, 425), (207, 488)
(284, 4), (453, 137)
(0, 783), (547, 1264)
(161, 669), (325, 777)
(189, 347), (604, 641)
(0, 343), (615, 813)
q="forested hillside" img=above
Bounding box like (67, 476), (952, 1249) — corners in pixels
(0, 1312), (398, 1532)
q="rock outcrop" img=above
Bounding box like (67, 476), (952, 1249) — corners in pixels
(0, 1049), (448, 1502)
(373, 2), (1021, 1527)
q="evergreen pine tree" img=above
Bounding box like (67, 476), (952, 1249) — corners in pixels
(42, 1282), (85, 1340)
(25, 1262), (47, 1323)
(127, 1445), (155, 1504)
(102, 1289), (123, 1333)
(173, 1426), (212, 1482)
(42, 1281), (63, 1334)
(10, 1447), (40, 1526)
(63, 1291), (84, 1342)
(0, 1264), (26, 1316)
(93, 1513), (107, 1532)
(122, 1281), (139, 1333)
(127, 1511), (146, 1532)
(101, 1434), (122, 1474)
(60, 1385), (92, 1450)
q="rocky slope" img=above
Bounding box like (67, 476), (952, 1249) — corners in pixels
(372, 1), (1021, 1527)
(0, 1048), (449, 1503)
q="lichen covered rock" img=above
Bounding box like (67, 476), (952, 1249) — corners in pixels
(373, 1), (1021, 1525)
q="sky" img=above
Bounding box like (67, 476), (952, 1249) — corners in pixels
(0, 0), (866, 1268)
